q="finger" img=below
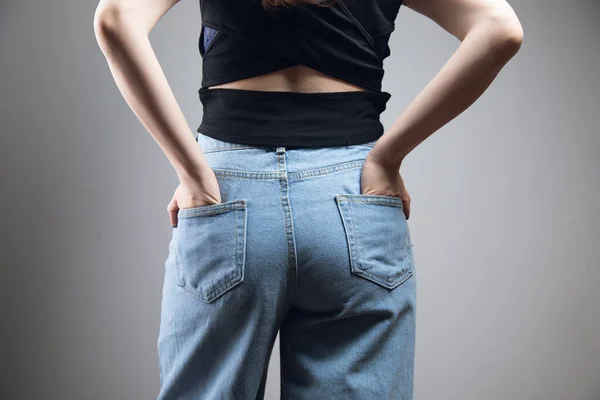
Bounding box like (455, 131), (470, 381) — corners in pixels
(401, 192), (411, 220)
(169, 209), (178, 228)
(167, 198), (178, 228)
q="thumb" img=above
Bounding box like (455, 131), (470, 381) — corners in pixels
(167, 196), (179, 228)
(403, 198), (410, 220)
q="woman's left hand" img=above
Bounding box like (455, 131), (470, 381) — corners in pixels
(167, 168), (222, 227)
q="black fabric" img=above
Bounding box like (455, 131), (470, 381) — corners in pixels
(197, 88), (391, 147)
(196, 0), (405, 147)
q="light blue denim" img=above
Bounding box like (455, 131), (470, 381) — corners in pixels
(157, 132), (417, 399)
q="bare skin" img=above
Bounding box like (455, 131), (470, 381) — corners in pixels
(93, 0), (523, 227)
(210, 64), (368, 93)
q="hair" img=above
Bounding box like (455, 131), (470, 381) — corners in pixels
(262, 0), (337, 9)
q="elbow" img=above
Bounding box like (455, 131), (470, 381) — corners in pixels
(496, 21), (524, 57)
(486, 12), (524, 61)
(93, 1), (133, 50)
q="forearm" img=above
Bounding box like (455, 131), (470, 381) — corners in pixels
(370, 15), (523, 167)
(94, 2), (208, 182)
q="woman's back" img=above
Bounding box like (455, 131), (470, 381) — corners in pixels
(198, 0), (403, 94)
(209, 64), (368, 93)
(193, 0), (403, 147)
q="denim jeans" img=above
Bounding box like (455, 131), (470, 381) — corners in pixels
(157, 132), (417, 399)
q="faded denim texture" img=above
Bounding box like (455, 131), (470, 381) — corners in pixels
(156, 132), (417, 400)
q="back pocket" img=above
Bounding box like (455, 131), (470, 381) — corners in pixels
(335, 194), (413, 290)
(175, 199), (247, 303)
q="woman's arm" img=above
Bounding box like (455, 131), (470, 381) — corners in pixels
(93, 0), (209, 184)
(368, 0), (524, 168)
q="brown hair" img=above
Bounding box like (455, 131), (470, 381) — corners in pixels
(262, 0), (337, 9)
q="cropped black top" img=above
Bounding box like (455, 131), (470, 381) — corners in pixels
(196, 0), (406, 147)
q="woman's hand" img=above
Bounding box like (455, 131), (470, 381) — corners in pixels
(361, 152), (411, 220)
(167, 168), (222, 227)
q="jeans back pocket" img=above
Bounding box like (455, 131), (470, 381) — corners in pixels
(335, 194), (413, 289)
(175, 199), (247, 303)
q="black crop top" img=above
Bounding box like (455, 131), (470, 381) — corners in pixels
(195, 0), (406, 148)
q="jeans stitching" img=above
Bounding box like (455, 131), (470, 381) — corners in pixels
(177, 200), (246, 218)
(289, 160), (365, 180)
(214, 170), (282, 180)
(277, 151), (299, 305)
(345, 200), (360, 280)
(202, 145), (266, 154)
(336, 196), (403, 208)
(207, 160), (366, 181)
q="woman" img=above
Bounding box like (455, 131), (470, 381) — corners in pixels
(94, 0), (523, 398)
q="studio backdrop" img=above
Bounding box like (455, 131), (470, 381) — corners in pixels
(0, 1), (599, 399)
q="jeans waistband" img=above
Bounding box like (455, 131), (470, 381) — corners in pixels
(195, 131), (378, 154)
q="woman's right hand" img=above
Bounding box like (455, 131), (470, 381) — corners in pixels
(167, 168), (223, 227)
(361, 152), (411, 220)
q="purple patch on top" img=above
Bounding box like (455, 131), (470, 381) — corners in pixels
(203, 26), (219, 52)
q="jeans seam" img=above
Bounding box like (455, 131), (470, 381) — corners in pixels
(277, 150), (299, 305)
(212, 169), (282, 180)
(177, 200), (246, 218)
(207, 161), (367, 181)
(288, 160), (365, 181)
(336, 195), (403, 208)
(202, 146), (266, 154)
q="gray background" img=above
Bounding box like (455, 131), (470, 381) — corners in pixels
(1, 0), (598, 399)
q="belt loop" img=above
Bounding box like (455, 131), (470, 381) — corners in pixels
(276, 146), (286, 154)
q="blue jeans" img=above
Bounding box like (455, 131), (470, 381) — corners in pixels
(157, 132), (417, 399)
